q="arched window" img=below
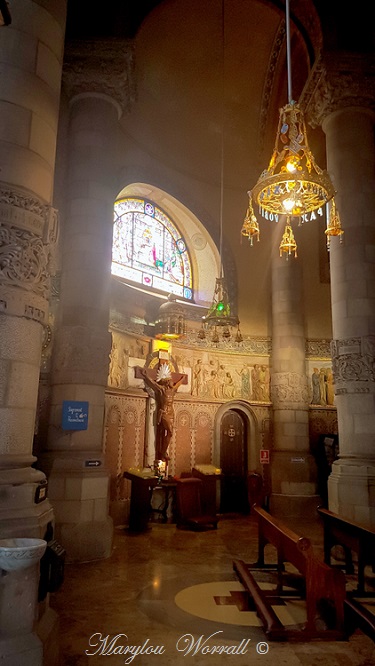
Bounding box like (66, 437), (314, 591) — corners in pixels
(111, 197), (193, 300)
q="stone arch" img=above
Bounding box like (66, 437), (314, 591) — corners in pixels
(213, 400), (261, 473)
(105, 402), (122, 428)
(114, 180), (238, 314)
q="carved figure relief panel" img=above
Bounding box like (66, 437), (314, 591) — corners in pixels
(174, 348), (271, 403)
(307, 362), (335, 406)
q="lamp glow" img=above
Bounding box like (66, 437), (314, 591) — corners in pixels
(242, 0), (342, 258)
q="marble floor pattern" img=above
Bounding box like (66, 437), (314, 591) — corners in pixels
(51, 513), (375, 666)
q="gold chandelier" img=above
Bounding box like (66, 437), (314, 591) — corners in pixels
(241, 0), (343, 257)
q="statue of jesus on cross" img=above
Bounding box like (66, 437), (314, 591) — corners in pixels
(139, 364), (186, 463)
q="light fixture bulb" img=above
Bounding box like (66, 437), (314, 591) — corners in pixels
(286, 158), (298, 173)
(283, 197), (295, 212)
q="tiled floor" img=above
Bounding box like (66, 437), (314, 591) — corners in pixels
(51, 513), (375, 665)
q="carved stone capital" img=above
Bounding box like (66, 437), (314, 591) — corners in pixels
(62, 39), (136, 114)
(271, 372), (309, 408)
(331, 336), (375, 394)
(301, 52), (375, 128)
(0, 185), (58, 322)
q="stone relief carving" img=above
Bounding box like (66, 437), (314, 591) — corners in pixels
(0, 226), (49, 296)
(306, 338), (331, 359)
(0, 187), (58, 236)
(108, 334), (130, 390)
(189, 355), (271, 402)
(271, 372), (309, 407)
(331, 336), (375, 386)
(301, 52), (375, 128)
(310, 366), (335, 406)
(0, 186), (58, 322)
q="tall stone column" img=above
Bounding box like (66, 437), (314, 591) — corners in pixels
(270, 224), (318, 517)
(43, 41), (135, 561)
(303, 53), (375, 527)
(0, 0), (66, 539)
(0, 2), (67, 664)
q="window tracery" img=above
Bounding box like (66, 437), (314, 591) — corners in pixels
(111, 197), (193, 300)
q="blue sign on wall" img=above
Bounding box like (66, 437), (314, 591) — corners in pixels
(62, 401), (89, 430)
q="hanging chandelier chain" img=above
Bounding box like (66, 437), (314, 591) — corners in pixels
(199, 0), (243, 345)
(285, 0), (293, 104)
(219, 0), (225, 277)
(241, 0), (343, 258)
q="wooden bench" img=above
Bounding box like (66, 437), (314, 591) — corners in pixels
(317, 506), (375, 594)
(233, 506), (346, 641)
(317, 507), (375, 641)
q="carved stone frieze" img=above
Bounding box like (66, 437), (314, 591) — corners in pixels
(0, 187), (58, 241)
(301, 52), (375, 128)
(62, 39), (136, 113)
(331, 336), (375, 391)
(0, 186), (58, 321)
(306, 338), (331, 359)
(0, 226), (49, 296)
(271, 372), (309, 407)
(0, 285), (48, 323)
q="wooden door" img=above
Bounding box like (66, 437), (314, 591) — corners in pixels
(220, 410), (249, 513)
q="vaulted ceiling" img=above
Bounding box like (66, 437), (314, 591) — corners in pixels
(62, 1), (374, 337)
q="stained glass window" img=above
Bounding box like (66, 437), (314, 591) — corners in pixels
(112, 198), (193, 300)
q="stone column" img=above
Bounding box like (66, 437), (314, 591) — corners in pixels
(43, 40), (135, 561)
(302, 53), (375, 527)
(0, 0), (66, 538)
(270, 224), (318, 517)
(0, 2), (67, 664)
(0, 538), (47, 666)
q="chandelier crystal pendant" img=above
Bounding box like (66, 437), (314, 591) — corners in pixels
(242, 0), (343, 256)
(325, 197), (344, 249)
(241, 195), (260, 246)
(279, 218), (297, 258)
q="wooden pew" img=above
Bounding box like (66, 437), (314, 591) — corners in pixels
(317, 507), (375, 641)
(233, 506), (346, 641)
(317, 506), (375, 594)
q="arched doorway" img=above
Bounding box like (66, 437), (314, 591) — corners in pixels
(219, 409), (249, 513)
(213, 401), (262, 514)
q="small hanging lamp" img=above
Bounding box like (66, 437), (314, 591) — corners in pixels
(241, 195), (260, 246)
(155, 294), (186, 341)
(279, 219), (297, 259)
(325, 197), (344, 249)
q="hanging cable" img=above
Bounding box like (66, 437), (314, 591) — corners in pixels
(218, 0), (225, 278)
(285, 0), (293, 103)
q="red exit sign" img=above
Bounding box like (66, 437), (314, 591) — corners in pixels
(260, 449), (270, 464)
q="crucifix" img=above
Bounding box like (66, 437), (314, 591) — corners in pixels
(134, 362), (188, 467)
